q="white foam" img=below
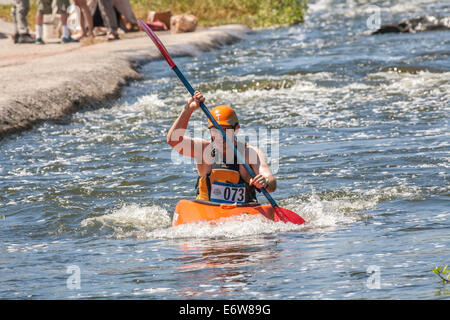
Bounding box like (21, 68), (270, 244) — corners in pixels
(81, 204), (172, 233)
(81, 187), (379, 240)
(372, 71), (450, 96)
(79, 180), (442, 240)
(283, 194), (368, 229)
(308, 0), (334, 13)
(308, 0), (432, 19)
(146, 214), (303, 240)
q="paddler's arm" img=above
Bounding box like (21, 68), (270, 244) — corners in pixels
(167, 91), (208, 162)
(248, 146), (277, 193)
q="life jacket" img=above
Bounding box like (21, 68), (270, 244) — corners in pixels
(196, 144), (257, 204)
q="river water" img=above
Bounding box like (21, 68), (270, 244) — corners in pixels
(1, 0), (449, 299)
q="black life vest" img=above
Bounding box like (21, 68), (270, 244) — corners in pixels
(195, 145), (258, 204)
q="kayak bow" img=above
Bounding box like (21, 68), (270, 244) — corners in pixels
(173, 200), (274, 226)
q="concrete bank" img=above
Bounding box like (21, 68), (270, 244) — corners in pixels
(0, 24), (250, 138)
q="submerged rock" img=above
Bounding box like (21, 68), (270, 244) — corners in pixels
(372, 15), (450, 34)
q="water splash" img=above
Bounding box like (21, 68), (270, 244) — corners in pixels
(281, 188), (371, 229)
(79, 187), (383, 240)
(79, 181), (425, 239)
(146, 214), (303, 240)
(81, 204), (171, 234)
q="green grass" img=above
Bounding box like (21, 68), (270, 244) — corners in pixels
(0, 4), (14, 22)
(1, 0), (307, 31)
(0, 2), (37, 30)
(131, 0), (308, 28)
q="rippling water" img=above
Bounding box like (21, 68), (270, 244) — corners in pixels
(1, 0), (449, 299)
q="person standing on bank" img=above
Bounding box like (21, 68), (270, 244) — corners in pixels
(35, 0), (78, 44)
(11, 0), (34, 43)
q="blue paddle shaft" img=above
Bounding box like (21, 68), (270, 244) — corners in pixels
(172, 66), (278, 208)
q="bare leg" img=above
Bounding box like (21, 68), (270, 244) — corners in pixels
(36, 12), (43, 26)
(72, 12), (86, 40)
(80, 2), (94, 37)
(73, 0), (94, 39)
(35, 12), (44, 42)
(60, 13), (68, 26)
(72, 0), (85, 40)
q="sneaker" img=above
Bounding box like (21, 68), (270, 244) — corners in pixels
(17, 33), (35, 44)
(35, 37), (45, 45)
(61, 35), (79, 43)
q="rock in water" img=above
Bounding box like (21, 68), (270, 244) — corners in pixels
(372, 15), (450, 34)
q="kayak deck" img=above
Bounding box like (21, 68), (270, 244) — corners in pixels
(173, 199), (275, 226)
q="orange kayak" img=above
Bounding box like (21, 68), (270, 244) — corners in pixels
(172, 200), (275, 226)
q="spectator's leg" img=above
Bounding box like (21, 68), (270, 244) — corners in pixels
(98, 0), (119, 39)
(97, 0), (117, 32)
(11, 2), (19, 42)
(35, 0), (52, 44)
(60, 12), (69, 39)
(13, 0), (30, 35)
(56, 0), (77, 42)
(78, 7), (87, 38)
(77, 0), (94, 37)
(112, 0), (137, 25)
(73, 0), (85, 39)
(12, 0), (34, 43)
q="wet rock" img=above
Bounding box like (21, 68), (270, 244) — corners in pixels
(372, 15), (450, 34)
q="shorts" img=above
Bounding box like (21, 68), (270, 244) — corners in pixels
(37, 0), (71, 14)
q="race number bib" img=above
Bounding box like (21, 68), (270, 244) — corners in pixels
(210, 181), (246, 204)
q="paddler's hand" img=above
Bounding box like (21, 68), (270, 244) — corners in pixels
(250, 174), (269, 189)
(186, 91), (205, 111)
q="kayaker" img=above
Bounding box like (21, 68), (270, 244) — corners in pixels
(167, 91), (277, 204)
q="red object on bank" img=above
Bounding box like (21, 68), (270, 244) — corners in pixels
(145, 20), (168, 31)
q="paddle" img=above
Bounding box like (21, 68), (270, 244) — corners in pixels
(138, 20), (305, 225)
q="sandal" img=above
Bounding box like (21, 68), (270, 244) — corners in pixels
(107, 32), (119, 41)
(131, 23), (140, 32)
(72, 33), (85, 41)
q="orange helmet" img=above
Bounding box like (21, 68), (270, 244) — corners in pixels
(208, 105), (239, 128)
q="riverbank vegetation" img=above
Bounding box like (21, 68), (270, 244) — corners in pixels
(433, 265), (450, 284)
(0, 0), (307, 30)
(132, 0), (307, 28)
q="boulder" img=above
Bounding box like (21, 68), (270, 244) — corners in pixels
(372, 15), (450, 34)
(170, 14), (198, 34)
(147, 10), (171, 30)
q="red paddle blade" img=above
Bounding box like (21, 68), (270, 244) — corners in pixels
(137, 19), (175, 68)
(274, 207), (305, 225)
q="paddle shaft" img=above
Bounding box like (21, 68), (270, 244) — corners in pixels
(172, 65), (279, 208)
